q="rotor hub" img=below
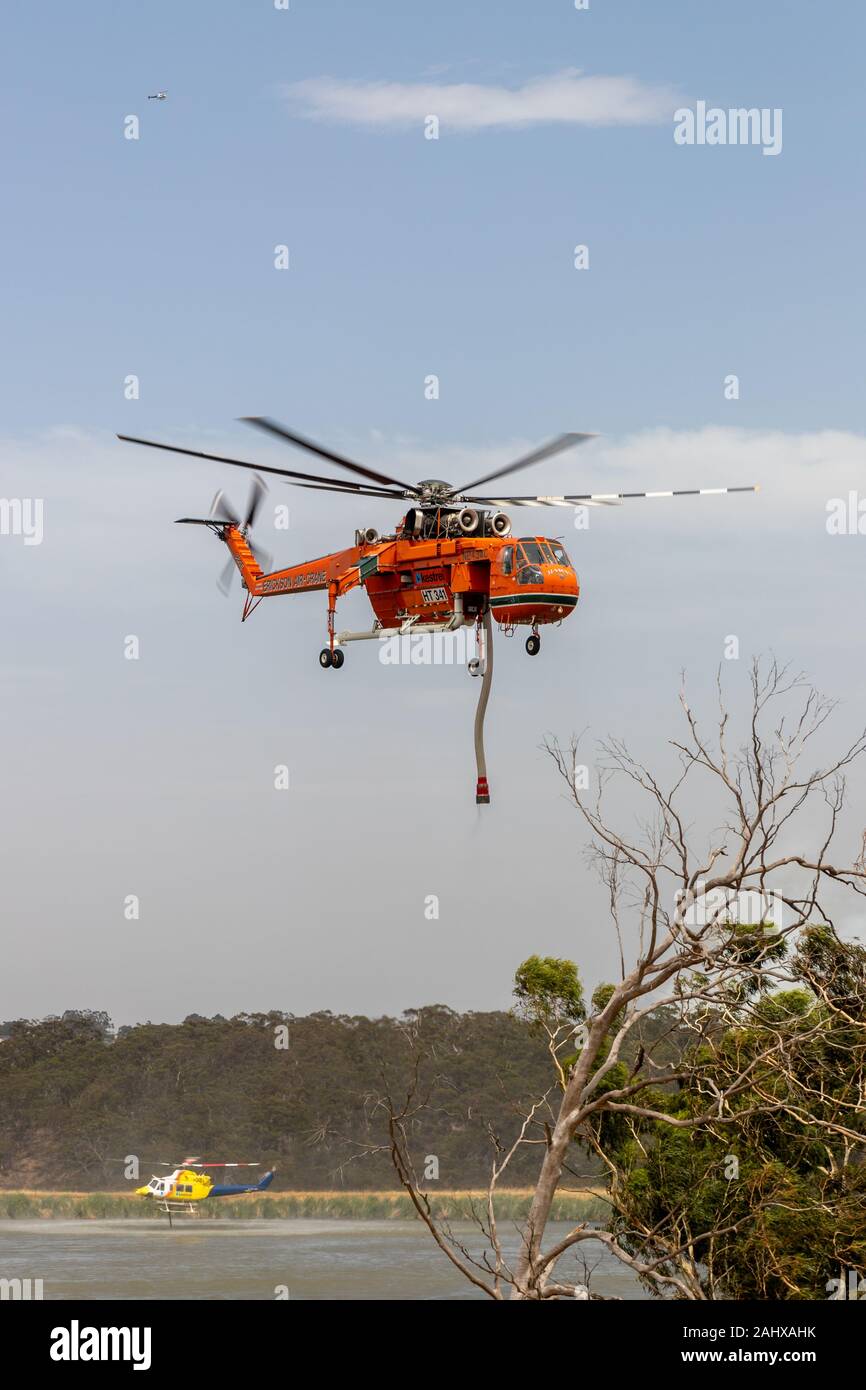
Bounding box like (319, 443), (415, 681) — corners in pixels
(416, 479), (454, 503)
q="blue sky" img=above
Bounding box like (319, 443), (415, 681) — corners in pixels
(2, 2), (865, 1025)
(2, 0), (863, 440)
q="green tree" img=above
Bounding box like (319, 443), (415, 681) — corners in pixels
(600, 927), (866, 1299)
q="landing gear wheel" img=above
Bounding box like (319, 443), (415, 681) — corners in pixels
(525, 634), (541, 656)
(468, 657), (481, 677)
(319, 648), (333, 669)
(331, 648), (345, 669)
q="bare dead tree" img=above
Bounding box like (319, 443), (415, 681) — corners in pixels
(369, 659), (866, 1299)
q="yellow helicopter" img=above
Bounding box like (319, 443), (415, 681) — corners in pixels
(135, 1157), (275, 1223)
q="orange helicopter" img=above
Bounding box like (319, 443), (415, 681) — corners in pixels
(118, 418), (757, 801)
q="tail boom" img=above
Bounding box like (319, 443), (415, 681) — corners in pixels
(211, 1169), (276, 1198)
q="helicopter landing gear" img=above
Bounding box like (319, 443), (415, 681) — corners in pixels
(525, 632), (541, 656)
(319, 582), (345, 669)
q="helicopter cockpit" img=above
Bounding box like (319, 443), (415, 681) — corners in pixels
(500, 539), (573, 583)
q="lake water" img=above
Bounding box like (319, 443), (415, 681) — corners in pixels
(0, 1219), (647, 1300)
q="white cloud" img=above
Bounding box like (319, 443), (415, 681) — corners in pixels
(5, 425), (864, 609)
(282, 69), (680, 132)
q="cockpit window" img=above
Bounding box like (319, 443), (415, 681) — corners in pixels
(518, 541), (545, 566)
(500, 545), (514, 576)
(515, 542), (544, 585)
(548, 542), (571, 566)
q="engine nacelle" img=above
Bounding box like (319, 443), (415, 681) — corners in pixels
(457, 507), (480, 535)
(490, 511), (512, 537)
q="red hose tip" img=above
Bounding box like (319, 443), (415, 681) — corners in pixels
(475, 777), (490, 805)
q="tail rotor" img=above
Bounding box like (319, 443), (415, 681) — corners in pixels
(209, 489), (240, 527)
(216, 553), (237, 597)
(206, 477), (270, 594)
(243, 475), (267, 530)
(242, 476), (272, 575)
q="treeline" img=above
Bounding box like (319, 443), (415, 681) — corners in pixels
(0, 1005), (586, 1190)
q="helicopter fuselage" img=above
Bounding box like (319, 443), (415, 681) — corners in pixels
(220, 517), (579, 634)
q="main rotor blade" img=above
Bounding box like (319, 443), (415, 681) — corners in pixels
(453, 432), (597, 495)
(240, 417), (417, 493)
(466, 494), (620, 508)
(467, 485), (759, 507)
(117, 433), (399, 494)
(181, 1161), (260, 1168)
(291, 480), (406, 500)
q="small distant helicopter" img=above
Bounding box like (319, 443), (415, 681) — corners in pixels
(135, 1158), (275, 1224)
(118, 419), (757, 801)
(147, 91), (167, 100)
